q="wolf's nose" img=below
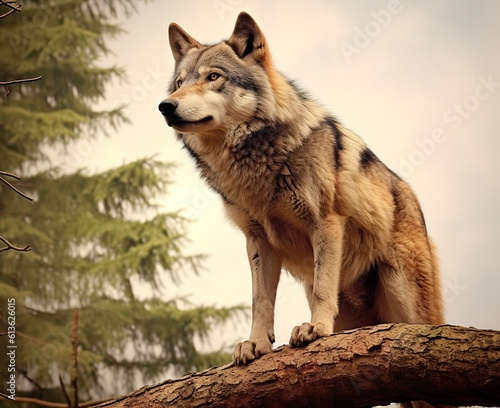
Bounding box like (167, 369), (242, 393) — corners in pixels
(158, 99), (178, 116)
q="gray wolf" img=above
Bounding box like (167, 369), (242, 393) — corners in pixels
(159, 11), (445, 401)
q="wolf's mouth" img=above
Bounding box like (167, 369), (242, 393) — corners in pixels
(167, 116), (213, 129)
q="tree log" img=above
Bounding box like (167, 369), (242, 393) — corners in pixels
(96, 324), (500, 407)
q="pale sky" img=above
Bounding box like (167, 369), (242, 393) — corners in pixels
(60, 0), (500, 352)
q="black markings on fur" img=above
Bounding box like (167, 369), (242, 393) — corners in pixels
(211, 65), (260, 92)
(363, 263), (379, 308)
(273, 164), (311, 219)
(390, 181), (402, 214)
(247, 220), (266, 242)
(359, 147), (378, 169)
(287, 78), (311, 101)
(220, 193), (234, 206)
(242, 34), (255, 57)
(385, 164), (402, 182)
(172, 41), (183, 58)
(230, 72), (260, 92)
(211, 186), (231, 205)
(216, 81), (226, 93)
(277, 165), (299, 191)
(418, 206), (428, 234)
(225, 37), (255, 61)
(233, 124), (281, 163)
(391, 178), (428, 234)
(291, 195), (310, 220)
(325, 117), (343, 169)
(291, 196), (302, 211)
(339, 262), (379, 311)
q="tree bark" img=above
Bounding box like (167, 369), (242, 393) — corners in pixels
(96, 324), (500, 408)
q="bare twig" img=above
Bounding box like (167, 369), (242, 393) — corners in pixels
(0, 0), (22, 19)
(0, 235), (31, 252)
(0, 0), (22, 11)
(0, 173), (32, 251)
(19, 369), (45, 391)
(71, 308), (79, 408)
(0, 76), (42, 86)
(0, 171), (20, 180)
(59, 376), (71, 407)
(0, 171), (33, 201)
(0, 75), (42, 96)
(0, 8), (15, 18)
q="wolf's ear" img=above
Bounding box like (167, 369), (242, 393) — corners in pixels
(228, 12), (266, 62)
(169, 23), (201, 63)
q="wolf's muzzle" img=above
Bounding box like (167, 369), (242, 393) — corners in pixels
(159, 98), (213, 129)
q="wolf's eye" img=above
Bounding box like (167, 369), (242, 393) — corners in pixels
(207, 72), (221, 81)
(176, 79), (182, 88)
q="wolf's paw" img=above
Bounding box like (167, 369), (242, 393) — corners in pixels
(232, 339), (272, 365)
(289, 322), (330, 347)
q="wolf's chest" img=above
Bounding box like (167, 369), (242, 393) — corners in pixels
(201, 154), (293, 208)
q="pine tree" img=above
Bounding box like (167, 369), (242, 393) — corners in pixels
(0, 1), (243, 403)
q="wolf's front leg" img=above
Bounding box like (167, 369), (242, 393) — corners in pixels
(232, 231), (282, 365)
(290, 215), (343, 346)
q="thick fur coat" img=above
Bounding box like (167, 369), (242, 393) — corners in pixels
(159, 12), (445, 389)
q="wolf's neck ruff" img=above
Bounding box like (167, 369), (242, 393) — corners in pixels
(178, 119), (308, 209)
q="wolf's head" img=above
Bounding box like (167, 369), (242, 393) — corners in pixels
(159, 12), (284, 136)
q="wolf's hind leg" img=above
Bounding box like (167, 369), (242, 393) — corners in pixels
(375, 261), (421, 324)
